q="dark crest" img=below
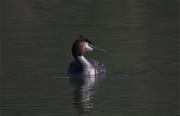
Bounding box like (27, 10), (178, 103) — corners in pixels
(71, 35), (93, 57)
(79, 35), (94, 45)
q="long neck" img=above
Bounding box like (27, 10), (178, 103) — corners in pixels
(75, 55), (91, 67)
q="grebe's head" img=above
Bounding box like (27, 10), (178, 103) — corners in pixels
(72, 35), (106, 57)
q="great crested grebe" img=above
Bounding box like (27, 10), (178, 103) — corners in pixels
(67, 36), (106, 76)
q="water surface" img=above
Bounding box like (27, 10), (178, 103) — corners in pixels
(1, 0), (179, 116)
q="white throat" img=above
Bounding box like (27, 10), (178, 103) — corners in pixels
(77, 56), (95, 75)
(77, 56), (91, 67)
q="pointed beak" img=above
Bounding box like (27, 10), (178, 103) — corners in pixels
(92, 46), (106, 53)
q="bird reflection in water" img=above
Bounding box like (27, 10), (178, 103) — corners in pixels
(67, 37), (107, 113)
(69, 74), (105, 114)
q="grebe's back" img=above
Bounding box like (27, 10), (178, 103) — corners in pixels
(68, 59), (106, 76)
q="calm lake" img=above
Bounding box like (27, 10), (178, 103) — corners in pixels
(1, 0), (179, 116)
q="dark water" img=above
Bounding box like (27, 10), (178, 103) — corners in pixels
(1, 0), (179, 116)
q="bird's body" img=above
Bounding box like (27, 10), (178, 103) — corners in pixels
(68, 57), (106, 76)
(67, 36), (106, 76)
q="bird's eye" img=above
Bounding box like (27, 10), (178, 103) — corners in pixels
(88, 44), (94, 48)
